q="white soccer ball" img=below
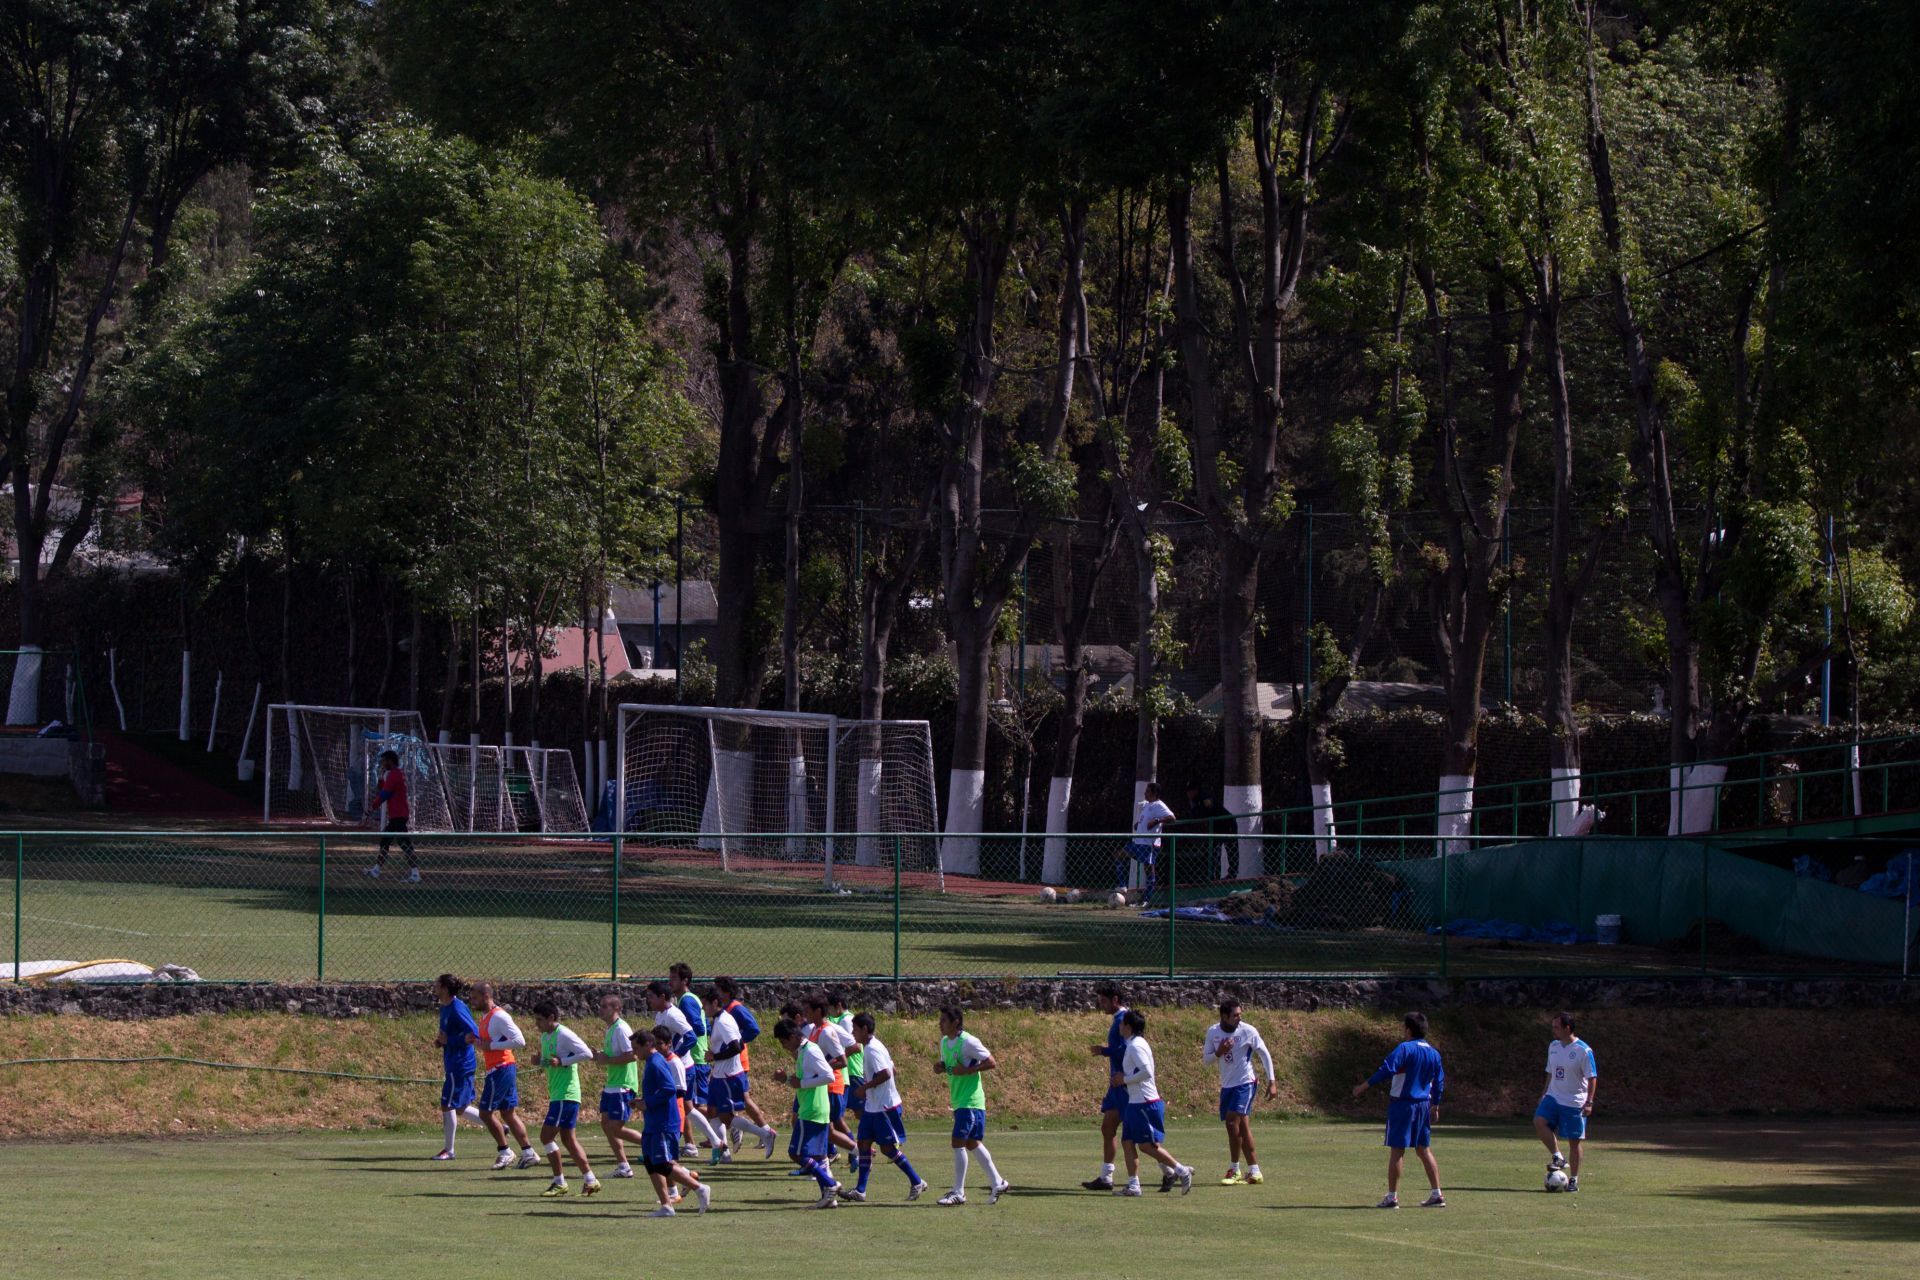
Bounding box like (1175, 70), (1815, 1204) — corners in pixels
(1544, 1168), (1571, 1193)
(1108, 890), (1129, 909)
(1039, 886), (1058, 903)
(1066, 889), (1084, 904)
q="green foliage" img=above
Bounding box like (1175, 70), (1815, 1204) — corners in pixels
(1004, 442), (1078, 521)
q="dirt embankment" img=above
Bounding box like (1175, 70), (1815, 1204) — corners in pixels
(1, 1004), (1908, 1140)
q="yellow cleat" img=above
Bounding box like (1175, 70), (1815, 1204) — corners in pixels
(1247, 1171), (1264, 1185)
(540, 1182), (570, 1198)
(582, 1179), (601, 1196)
(1219, 1171), (1244, 1186)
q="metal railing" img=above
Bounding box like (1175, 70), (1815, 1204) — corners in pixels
(4, 829), (1913, 985)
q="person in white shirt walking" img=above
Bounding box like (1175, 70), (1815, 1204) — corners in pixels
(1117, 783), (1176, 904)
(1534, 1011), (1598, 1191)
(1205, 997), (1278, 1185)
(1114, 1010), (1194, 1196)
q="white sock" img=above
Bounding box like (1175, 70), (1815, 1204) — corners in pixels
(952, 1147), (969, 1193)
(688, 1109), (725, 1148)
(460, 1104), (482, 1124)
(974, 1144), (1003, 1186)
(441, 1111), (458, 1152)
(522, 1146), (537, 1158)
(732, 1117), (772, 1140)
(1249, 1163), (1261, 1176)
(1126, 1173), (1140, 1187)
(1100, 1162), (1115, 1178)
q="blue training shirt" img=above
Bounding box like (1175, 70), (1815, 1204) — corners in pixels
(729, 1000), (761, 1042)
(1368, 1038), (1445, 1104)
(641, 1052), (682, 1134)
(440, 999), (479, 1075)
(1104, 1008), (1130, 1073)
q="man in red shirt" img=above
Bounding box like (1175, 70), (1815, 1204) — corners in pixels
(365, 749), (421, 882)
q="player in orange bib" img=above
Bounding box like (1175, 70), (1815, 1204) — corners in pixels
(466, 982), (541, 1170)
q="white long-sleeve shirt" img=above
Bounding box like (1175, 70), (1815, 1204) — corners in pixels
(1120, 1037), (1160, 1104)
(795, 1039), (836, 1091)
(1204, 1022), (1275, 1089)
(478, 1007), (526, 1052)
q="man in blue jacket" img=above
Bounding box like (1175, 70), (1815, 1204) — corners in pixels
(1352, 1010), (1446, 1209)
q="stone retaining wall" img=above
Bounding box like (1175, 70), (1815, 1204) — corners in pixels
(3, 975), (1914, 1020)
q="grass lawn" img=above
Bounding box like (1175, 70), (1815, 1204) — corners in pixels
(6, 1119), (1915, 1279)
(3, 833), (1832, 980)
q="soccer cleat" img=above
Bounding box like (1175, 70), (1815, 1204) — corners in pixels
(761, 1129), (779, 1158)
(1219, 1169), (1243, 1186)
(1247, 1169), (1264, 1185)
(839, 1188), (867, 1203)
(1421, 1191), (1447, 1208)
(1567, 1176), (1579, 1193)
(936, 1191), (966, 1206)
(1115, 1183), (1143, 1197)
(1158, 1170), (1175, 1193)
(1177, 1167), (1194, 1195)
(647, 1205), (676, 1218)
(987, 1181), (1010, 1205)
(431, 1150), (455, 1161)
(1375, 1194), (1399, 1209)
(541, 1181), (570, 1198)
(812, 1192), (839, 1210)
(1549, 1153), (1568, 1172)
(582, 1177), (601, 1196)
(695, 1184), (712, 1214)
(667, 1189), (682, 1205)
(909, 1181), (930, 1201)
(612, 1164), (635, 1179)
(404, 868), (421, 883)
(364, 865), (381, 879)
(1080, 1176), (1114, 1191)
(491, 1150), (515, 1170)
(788, 1165), (814, 1177)
(517, 1151), (542, 1169)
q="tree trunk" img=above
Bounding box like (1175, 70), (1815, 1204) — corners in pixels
(1129, 526), (1160, 797)
(440, 616), (461, 739)
(1042, 518), (1119, 883)
(1216, 536), (1265, 877)
(408, 601), (422, 714)
(344, 573), (357, 706)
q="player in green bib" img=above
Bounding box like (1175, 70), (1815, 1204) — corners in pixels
(530, 1001), (598, 1197)
(828, 989), (864, 1085)
(774, 1017), (843, 1207)
(591, 993), (647, 1180)
(932, 1004), (1009, 1206)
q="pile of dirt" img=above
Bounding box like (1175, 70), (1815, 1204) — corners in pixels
(1216, 876), (1295, 920)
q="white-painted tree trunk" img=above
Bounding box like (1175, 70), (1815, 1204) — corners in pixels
(108, 647), (128, 731)
(205, 671), (223, 751)
(236, 683), (262, 779)
(855, 757), (884, 867)
(1222, 782), (1263, 880)
(1436, 774), (1474, 855)
(785, 753), (809, 856)
(6, 643), (42, 727)
(286, 706), (305, 792)
(1310, 781), (1337, 860)
(1041, 776), (1072, 883)
(1850, 744), (1863, 817)
(1668, 763), (1726, 834)
(1549, 766), (1600, 837)
(941, 767), (985, 875)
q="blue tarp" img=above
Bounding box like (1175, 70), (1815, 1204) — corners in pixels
(1428, 917), (1592, 946)
(1859, 851), (1918, 900)
(1792, 855), (1833, 882)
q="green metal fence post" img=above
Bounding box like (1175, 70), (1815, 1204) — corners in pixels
(892, 835), (902, 983)
(612, 834), (623, 981)
(1167, 834), (1178, 979)
(13, 834), (22, 985)
(316, 835), (327, 982)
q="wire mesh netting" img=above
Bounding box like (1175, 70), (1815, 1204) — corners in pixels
(3, 832), (1911, 984)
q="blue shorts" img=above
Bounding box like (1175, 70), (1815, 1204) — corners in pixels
(543, 1100), (581, 1131)
(951, 1108), (986, 1143)
(641, 1129), (681, 1168)
(687, 1064), (711, 1107)
(794, 1119), (834, 1160)
(1384, 1098), (1432, 1149)
(846, 1071), (864, 1095)
(599, 1089), (635, 1123)
(1219, 1082), (1256, 1119)
(713, 1074), (749, 1114)
(1101, 1085), (1128, 1114)
(829, 1091), (847, 1123)
(441, 1068), (476, 1111)
(1535, 1096), (1587, 1140)
(857, 1106), (907, 1148)
(1126, 840), (1157, 865)
(1122, 1099), (1167, 1145)
(478, 1065), (518, 1112)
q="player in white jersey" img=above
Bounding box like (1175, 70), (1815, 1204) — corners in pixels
(1114, 1010), (1193, 1196)
(702, 987), (779, 1157)
(842, 1012), (929, 1202)
(1205, 997), (1277, 1184)
(1533, 1011), (1598, 1191)
(647, 981), (728, 1155)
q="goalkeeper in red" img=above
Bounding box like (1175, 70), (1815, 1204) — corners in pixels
(364, 749), (419, 883)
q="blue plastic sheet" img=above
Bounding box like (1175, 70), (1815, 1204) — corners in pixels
(1428, 917), (1593, 945)
(1858, 851), (1918, 900)
(1792, 855), (1833, 882)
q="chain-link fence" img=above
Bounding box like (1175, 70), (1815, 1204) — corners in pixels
(4, 830), (1913, 983)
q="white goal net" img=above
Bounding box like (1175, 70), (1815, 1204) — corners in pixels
(264, 705), (454, 832)
(615, 705), (938, 873)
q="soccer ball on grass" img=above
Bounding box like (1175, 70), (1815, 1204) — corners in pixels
(1108, 890), (1129, 909)
(1038, 886), (1058, 903)
(1544, 1168), (1571, 1193)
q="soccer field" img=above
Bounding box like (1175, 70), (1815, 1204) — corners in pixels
(7, 1119), (1915, 1279)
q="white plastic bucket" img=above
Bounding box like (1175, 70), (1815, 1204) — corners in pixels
(1595, 913), (1622, 946)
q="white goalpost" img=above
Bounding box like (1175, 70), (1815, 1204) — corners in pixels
(431, 743), (589, 833)
(614, 705), (940, 881)
(264, 705), (455, 832)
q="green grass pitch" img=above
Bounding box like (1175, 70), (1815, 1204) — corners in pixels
(7, 1119), (1916, 1278)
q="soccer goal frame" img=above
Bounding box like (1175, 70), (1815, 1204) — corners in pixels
(614, 704), (940, 882)
(263, 704), (455, 832)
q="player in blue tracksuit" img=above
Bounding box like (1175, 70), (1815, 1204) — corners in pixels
(431, 973), (480, 1161)
(1082, 981), (1133, 1191)
(639, 1027), (709, 1216)
(1352, 1010), (1446, 1209)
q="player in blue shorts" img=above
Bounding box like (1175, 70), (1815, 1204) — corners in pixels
(1082, 981), (1131, 1191)
(773, 1017), (843, 1208)
(1115, 1010), (1194, 1195)
(590, 993), (647, 1179)
(1204, 997), (1276, 1184)
(430, 973), (479, 1161)
(1534, 1011), (1598, 1192)
(712, 976), (777, 1142)
(842, 1012), (929, 1203)
(1352, 1010), (1445, 1209)
(640, 1026), (710, 1216)
(466, 982), (540, 1170)
(530, 1000), (599, 1197)
(703, 986), (777, 1157)
(668, 962), (729, 1161)
(933, 1004), (1009, 1206)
